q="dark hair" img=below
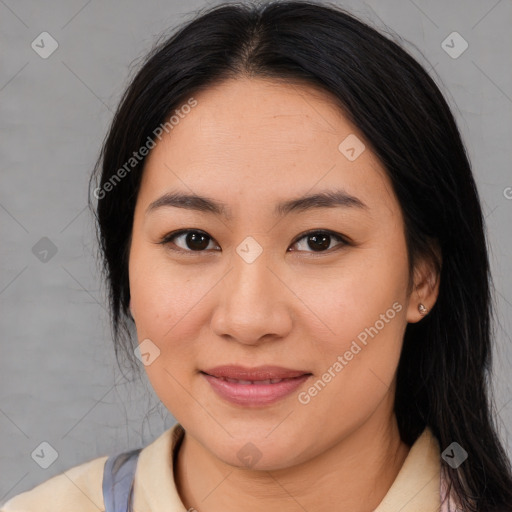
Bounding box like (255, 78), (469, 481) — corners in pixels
(88, 1), (512, 510)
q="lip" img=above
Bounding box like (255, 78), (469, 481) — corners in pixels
(202, 365), (310, 380)
(201, 365), (312, 407)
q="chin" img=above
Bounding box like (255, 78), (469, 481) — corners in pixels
(205, 432), (309, 472)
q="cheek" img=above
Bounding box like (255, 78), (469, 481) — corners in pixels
(128, 244), (219, 366)
(128, 248), (208, 413)
(300, 241), (409, 399)
(297, 277), (406, 430)
(309, 284), (407, 391)
(305, 250), (408, 346)
(130, 266), (203, 341)
(129, 240), (185, 328)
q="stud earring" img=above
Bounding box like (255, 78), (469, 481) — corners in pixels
(418, 303), (428, 315)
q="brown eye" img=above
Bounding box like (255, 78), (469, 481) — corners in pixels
(159, 229), (348, 256)
(289, 230), (348, 253)
(160, 230), (218, 252)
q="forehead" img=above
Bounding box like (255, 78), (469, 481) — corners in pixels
(147, 77), (364, 162)
(138, 77), (397, 219)
(180, 77), (349, 146)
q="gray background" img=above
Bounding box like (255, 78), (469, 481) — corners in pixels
(1, 0), (511, 502)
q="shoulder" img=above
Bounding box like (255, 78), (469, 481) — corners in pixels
(0, 455), (108, 512)
(0, 425), (184, 512)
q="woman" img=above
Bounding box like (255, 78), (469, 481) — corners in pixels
(2, 1), (511, 511)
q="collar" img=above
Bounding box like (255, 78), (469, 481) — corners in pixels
(374, 427), (441, 511)
(133, 423), (441, 511)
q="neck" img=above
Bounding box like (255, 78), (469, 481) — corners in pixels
(174, 407), (409, 512)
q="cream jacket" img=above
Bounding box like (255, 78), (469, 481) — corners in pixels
(1, 423), (454, 511)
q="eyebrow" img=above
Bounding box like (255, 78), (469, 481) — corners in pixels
(145, 189), (368, 219)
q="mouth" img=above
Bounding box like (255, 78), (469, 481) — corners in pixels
(203, 375), (301, 385)
(200, 365), (312, 406)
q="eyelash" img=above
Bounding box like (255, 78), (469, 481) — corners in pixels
(157, 229), (350, 257)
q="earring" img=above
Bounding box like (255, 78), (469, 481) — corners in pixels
(418, 303), (428, 315)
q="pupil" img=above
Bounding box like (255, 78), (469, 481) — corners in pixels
(309, 234), (329, 251)
(187, 232), (209, 251)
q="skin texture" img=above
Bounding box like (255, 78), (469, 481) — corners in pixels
(128, 77), (440, 512)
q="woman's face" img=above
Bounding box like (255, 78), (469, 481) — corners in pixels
(128, 77), (431, 470)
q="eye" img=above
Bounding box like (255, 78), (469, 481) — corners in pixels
(289, 230), (349, 254)
(158, 229), (349, 255)
(159, 229), (219, 253)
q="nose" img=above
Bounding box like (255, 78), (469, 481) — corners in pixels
(210, 249), (293, 346)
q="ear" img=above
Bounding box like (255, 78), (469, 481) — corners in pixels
(406, 246), (441, 323)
